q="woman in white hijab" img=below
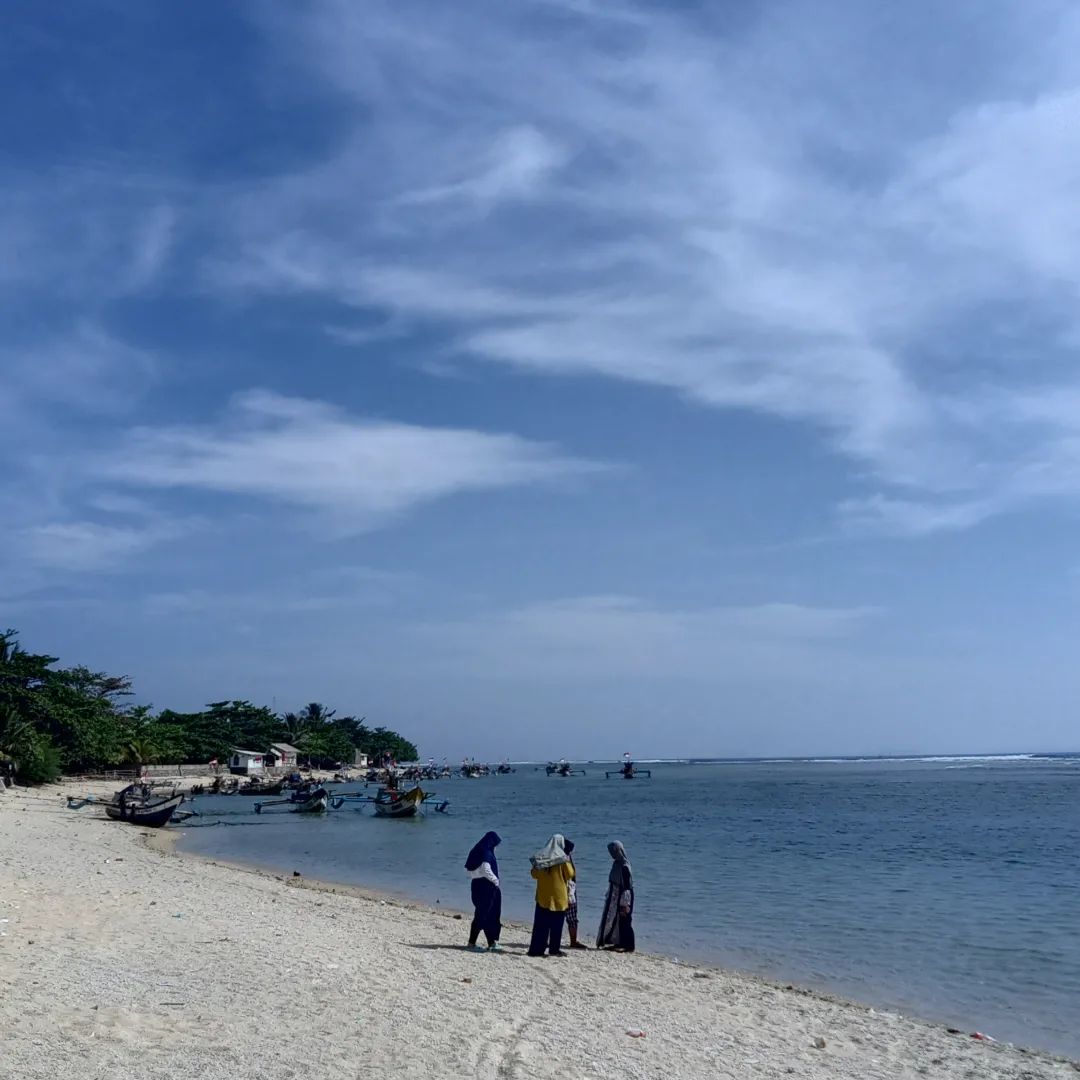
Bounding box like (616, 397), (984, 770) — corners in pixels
(527, 833), (575, 957)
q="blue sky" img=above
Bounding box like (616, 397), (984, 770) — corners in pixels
(4, 0), (1080, 759)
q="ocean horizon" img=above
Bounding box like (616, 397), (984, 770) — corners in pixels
(177, 755), (1080, 1057)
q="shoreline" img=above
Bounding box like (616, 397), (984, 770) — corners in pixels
(3, 779), (1077, 1079)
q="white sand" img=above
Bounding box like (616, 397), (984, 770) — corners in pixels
(2, 780), (1076, 1080)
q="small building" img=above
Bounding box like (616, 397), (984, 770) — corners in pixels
(228, 748), (265, 776)
(266, 743), (300, 769)
(353, 750), (370, 769)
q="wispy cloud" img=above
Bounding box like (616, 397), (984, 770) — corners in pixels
(96, 389), (603, 532)
(18, 518), (184, 573)
(2, 322), (159, 417)
(216, 1), (1080, 535)
(413, 595), (879, 679)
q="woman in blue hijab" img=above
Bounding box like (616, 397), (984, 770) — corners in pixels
(465, 831), (502, 951)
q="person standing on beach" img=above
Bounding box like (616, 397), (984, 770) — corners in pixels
(564, 839), (586, 949)
(465, 831), (502, 952)
(527, 833), (574, 957)
(597, 841), (635, 953)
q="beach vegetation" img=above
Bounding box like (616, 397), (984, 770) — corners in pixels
(0, 629), (420, 783)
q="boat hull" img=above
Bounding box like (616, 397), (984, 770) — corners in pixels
(105, 794), (185, 828)
(293, 792), (329, 814)
(373, 787), (426, 817)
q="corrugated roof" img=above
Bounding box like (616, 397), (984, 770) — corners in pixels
(270, 743), (300, 754)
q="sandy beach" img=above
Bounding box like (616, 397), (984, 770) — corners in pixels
(1, 780), (1076, 1080)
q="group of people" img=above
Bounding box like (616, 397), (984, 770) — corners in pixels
(464, 832), (635, 958)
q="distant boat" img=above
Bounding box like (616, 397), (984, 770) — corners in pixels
(254, 785), (329, 814)
(605, 760), (651, 780)
(105, 793), (186, 828)
(546, 761), (584, 777)
(237, 779), (285, 796)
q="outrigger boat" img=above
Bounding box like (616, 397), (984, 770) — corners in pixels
(237, 779), (285, 796)
(373, 785), (429, 817)
(253, 785), (329, 814)
(330, 784), (436, 818)
(105, 789), (187, 827)
(546, 761), (585, 777)
(605, 757), (651, 780)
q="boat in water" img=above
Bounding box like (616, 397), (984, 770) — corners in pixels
(546, 761), (585, 777)
(237, 779), (285, 796)
(373, 785), (429, 818)
(254, 785), (329, 814)
(605, 757), (651, 779)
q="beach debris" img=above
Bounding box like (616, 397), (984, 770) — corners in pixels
(626, 1029), (647, 1038)
(947, 1028), (962, 1035)
(971, 1032), (996, 1043)
(692, 971), (711, 980)
(461, 977), (473, 984)
(293, 870), (301, 877)
(453, 913), (463, 920)
(812, 1037), (827, 1050)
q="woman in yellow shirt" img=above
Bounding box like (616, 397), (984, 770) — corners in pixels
(527, 833), (575, 957)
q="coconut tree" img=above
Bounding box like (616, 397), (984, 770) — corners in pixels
(124, 736), (161, 775)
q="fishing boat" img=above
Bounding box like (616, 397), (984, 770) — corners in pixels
(254, 786), (329, 814)
(293, 787), (329, 813)
(105, 793), (186, 828)
(605, 757), (651, 780)
(373, 785), (428, 818)
(237, 779), (285, 796)
(546, 761), (584, 777)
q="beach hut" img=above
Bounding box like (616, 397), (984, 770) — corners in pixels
(266, 743), (299, 769)
(353, 750), (370, 769)
(228, 749), (265, 776)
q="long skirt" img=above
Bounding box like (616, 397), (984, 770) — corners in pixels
(469, 880), (502, 946)
(527, 905), (566, 956)
(596, 883), (635, 951)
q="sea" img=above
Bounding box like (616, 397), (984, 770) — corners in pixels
(176, 755), (1080, 1057)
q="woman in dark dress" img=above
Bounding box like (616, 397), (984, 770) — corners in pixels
(465, 831), (502, 951)
(596, 840), (634, 952)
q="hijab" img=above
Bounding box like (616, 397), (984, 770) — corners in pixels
(530, 833), (570, 870)
(608, 840), (632, 887)
(465, 831), (501, 877)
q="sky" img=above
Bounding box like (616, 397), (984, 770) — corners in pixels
(4, 0), (1080, 759)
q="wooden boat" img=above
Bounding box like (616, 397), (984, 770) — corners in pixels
(373, 785), (428, 818)
(237, 780), (284, 796)
(546, 762), (584, 776)
(605, 761), (651, 779)
(105, 793), (185, 828)
(254, 786), (329, 814)
(294, 788), (329, 813)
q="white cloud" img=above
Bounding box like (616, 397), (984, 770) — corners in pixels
(218, 1), (1080, 535)
(19, 519), (183, 573)
(97, 389), (603, 532)
(397, 126), (567, 208)
(3, 322), (159, 415)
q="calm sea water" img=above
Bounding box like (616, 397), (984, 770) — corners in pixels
(176, 757), (1080, 1057)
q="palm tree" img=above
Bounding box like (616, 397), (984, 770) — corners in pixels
(124, 736), (160, 773)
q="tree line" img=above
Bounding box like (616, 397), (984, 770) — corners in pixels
(0, 630), (419, 784)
